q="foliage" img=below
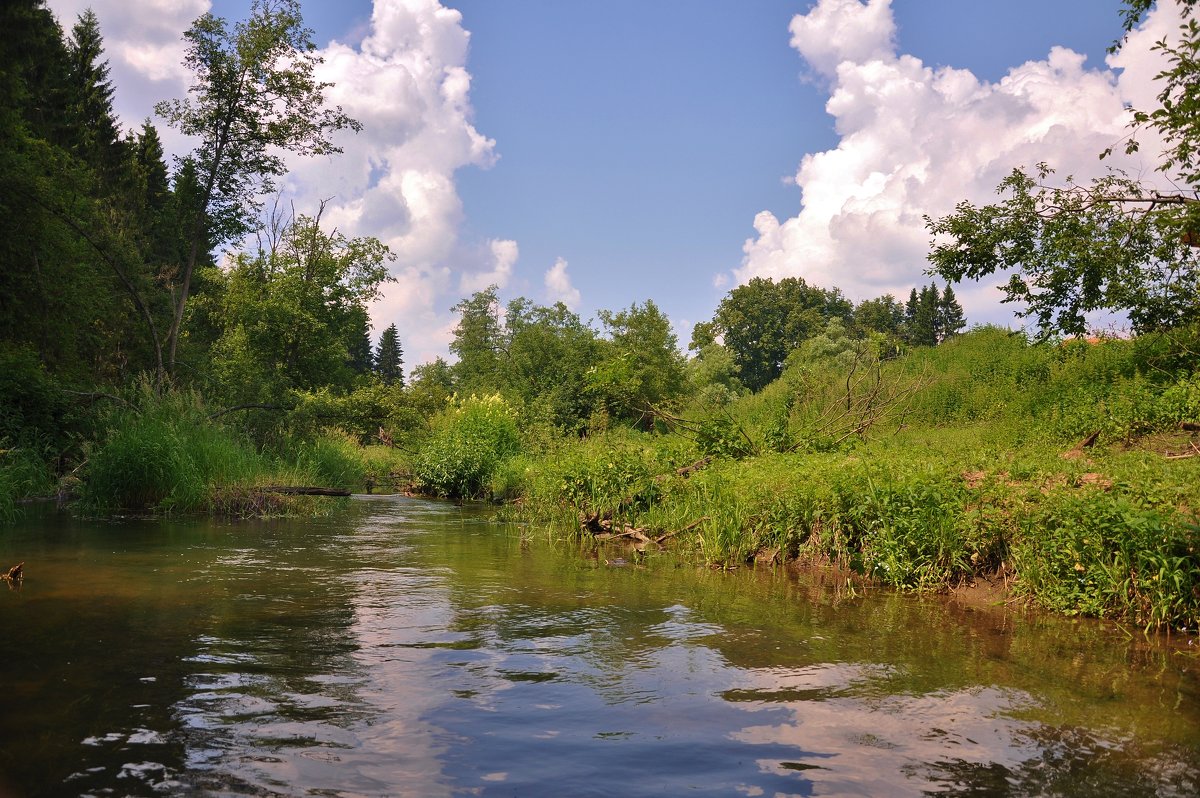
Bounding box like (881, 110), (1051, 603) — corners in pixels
(204, 210), (393, 408)
(289, 431), (366, 491)
(701, 276), (853, 391)
(375, 323), (404, 386)
(927, 165), (1200, 336)
(929, 4), (1200, 337)
(503, 325), (1200, 630)
(81, 386), (268, 514)
(290, 381), (419, 445)
(449, 286), (506, 394)
(591, 300), (687, 426)
(155, 0), (361, 370)
(413, 394), (521, 499)
(502, 299), (600, 432)
(1014, 492), (1199, 632)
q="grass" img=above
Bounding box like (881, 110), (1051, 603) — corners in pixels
(77, 387), (407, 517)
(503, 328), (1200, 633)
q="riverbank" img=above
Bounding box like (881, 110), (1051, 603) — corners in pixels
(490, 329), (1200, 633)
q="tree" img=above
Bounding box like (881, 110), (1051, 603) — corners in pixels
(501, 298), (600, 430)
(927, 2), (1200, 337)
(591, 300), (686, 427)
(207, 209), (393, 405)
(854, 294), (905, 336)
(907, 283), (941, 347)
(708, 277), (853, 392)
(65, 9), (125, 194)
(449, 286), (506, 393)
(375, 323), (404, 386)
(156, 0), (361, 372)
(348, 313), (373, 375)
(938, 284), (966, 340)
(408, 357), (455, 418)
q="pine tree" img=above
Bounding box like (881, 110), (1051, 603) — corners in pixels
(348, 311), (373, 374)
(938, 284), (967, 341)
(907, 283), (941, 347)
(65, 9), (125, 192)
(375, 323), (404, 386)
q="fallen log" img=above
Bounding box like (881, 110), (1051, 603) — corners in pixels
(257, 486), (352, 497)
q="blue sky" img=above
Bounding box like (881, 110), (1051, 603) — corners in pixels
(55, 0), (1162, 361)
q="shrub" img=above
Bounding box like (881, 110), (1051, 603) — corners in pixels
(413, 394), (521, 498)
(289, 431), (367, 490)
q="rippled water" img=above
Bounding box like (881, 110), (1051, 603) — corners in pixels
(0, 496), (1197, 797)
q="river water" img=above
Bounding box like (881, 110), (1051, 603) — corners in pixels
(0, 495), (1196, 797)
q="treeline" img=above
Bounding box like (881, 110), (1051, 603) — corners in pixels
(0, 1), (383, 500)
(0, 1), (968, 515)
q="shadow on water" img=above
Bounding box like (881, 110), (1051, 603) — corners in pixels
(0, 495), (1196, 796)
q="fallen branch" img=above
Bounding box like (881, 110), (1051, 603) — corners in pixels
(655, 516), (709, 545)
(675, 457), (713, 478)
(257, 486), (352, 496)
(61, 390), (138, 412)
(209, 403), (287, 420)
(1165, 441), (1200, 460)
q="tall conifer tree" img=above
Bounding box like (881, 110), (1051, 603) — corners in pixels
(375, 323), (404, 386)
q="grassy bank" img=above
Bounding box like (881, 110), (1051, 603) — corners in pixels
(497, 328), (1200, 633)
(71, 386), (407, 518)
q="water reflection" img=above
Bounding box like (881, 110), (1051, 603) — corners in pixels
(0, 497), (1196, 797)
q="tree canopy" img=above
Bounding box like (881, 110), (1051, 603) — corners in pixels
(155, 0), (361, 371)
(927, 1), (1200, 337)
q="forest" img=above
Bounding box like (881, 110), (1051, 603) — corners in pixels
(1, 0), (1198, 632)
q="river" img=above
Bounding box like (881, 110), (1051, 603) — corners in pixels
(0, 495), (1196, 797)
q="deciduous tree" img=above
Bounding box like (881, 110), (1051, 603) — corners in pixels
(156, 0), (361, 372)
(927, 2), (1200, 336)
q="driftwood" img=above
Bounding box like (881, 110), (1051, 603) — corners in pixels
(208, 403), (287, 420)
(1165, 441), (1200, 460)
(674, 457), (713, 478)
(258, 486), (352, 497)
(581, 513), (710, 547)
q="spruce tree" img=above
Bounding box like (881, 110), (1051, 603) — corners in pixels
(348, 311), (373, 375)
(908, 284), (941, 347)
(66, 9), (125, 192)
(938, 284), (967, 341)
(375, 323), (404, 386)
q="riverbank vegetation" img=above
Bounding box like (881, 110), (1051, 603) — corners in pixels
(1, 1), (1198, 630)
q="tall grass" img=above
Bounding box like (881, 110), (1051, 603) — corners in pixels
(80, 388), (269, 514)
(502, 327), (1200, 631)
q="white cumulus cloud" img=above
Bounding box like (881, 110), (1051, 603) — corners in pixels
(543, 258), (582, 310)
(734, 0), (1179, 328)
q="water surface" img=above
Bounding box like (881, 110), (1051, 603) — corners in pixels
(0, 496), (1196, 796)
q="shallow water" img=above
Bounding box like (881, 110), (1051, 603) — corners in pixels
(0, 495), (1196, 797)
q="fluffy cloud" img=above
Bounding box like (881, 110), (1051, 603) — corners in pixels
(734, 0), (1178, 328)
(543, 258), (582, 310)
(47, 0), (503, 366)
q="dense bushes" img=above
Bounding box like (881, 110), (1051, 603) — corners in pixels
(413, 394), (520, 498)
(78, 387), (387, 514)
(80, 389), (268, 514)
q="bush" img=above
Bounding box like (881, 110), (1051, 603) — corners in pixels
(413, 394), (521, 498)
